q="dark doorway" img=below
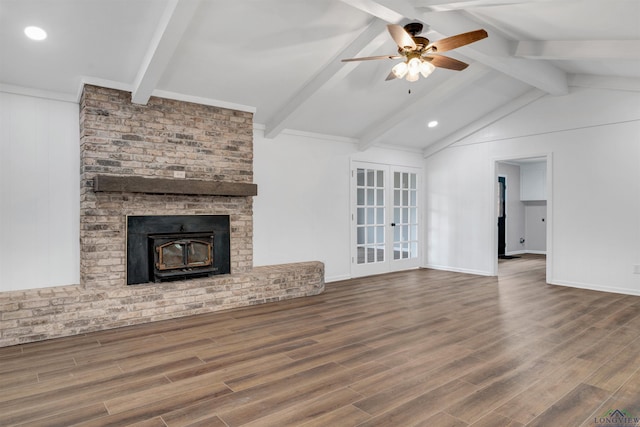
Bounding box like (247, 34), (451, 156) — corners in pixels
(498, 176), (506, 257)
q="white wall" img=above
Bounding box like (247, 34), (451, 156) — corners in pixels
(424, 87), (640, 295)
(0, 92), (80, 291)
(253, 129), (424, 282)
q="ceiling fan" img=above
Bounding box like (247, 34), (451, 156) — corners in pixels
(342, 22), (487, 82)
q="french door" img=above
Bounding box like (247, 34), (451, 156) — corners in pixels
(351, 162), (421, 277)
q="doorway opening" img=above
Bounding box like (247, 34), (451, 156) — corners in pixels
(494, 155), (551, 280)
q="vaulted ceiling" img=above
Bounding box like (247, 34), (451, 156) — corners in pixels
(1, 0), (639, 154)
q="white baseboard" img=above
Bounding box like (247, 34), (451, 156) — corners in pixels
(423, 264), (494, 277)
(506, 250), (546, 255)
(548, 279), (640, 297)
(325, 274), (352, 283)
(506, 250), (527, 255)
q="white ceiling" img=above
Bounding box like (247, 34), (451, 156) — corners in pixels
(1, 0), (639, 154)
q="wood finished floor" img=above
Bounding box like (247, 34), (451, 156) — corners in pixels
(1, 254), (640, 427)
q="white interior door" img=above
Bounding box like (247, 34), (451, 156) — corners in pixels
(351, 162), (421, 278)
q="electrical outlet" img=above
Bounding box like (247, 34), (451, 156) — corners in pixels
(634, 265), (640, 274)
(173, 171), (186, 179)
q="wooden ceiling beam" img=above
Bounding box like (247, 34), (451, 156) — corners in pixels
(415, 0), (568, 12)
(131, 0), (200, 105)
(263, 18), (388, 139)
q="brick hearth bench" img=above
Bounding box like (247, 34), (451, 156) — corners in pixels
(0, 261), (324, 347)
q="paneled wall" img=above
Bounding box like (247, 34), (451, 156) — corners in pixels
(0, 92), (80, 291)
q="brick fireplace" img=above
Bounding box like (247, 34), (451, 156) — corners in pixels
(0, 85), (324, 347)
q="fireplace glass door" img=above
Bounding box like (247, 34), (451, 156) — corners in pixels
(156, 239), (212, 271)
(150, 232), (216, 282)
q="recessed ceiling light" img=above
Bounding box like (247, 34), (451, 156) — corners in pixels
(427, 120), (438, 128)
(24, 26), (47, 41)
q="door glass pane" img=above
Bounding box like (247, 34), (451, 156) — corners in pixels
(392, 171), (419, 262)
(356, 167), (386, 265)
(367, 226), (375, 244)
(367, 208), (375, 225)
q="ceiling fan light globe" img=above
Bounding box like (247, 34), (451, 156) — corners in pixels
(420, 61), (435, 78)
(406, 72), (419, 82)
(391, 62), (408, 79)
(408, 57), (421, 75)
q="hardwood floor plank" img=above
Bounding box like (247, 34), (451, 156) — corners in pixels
(584, 337), (640, 392)
(444, 359), (558, 424)
(127, 417), (170, 427)
(356, 379), (477, 426)
(180, 415), (228, 427)
(1, 255), (639, 426)
(0, 376), (169, 426)
(494, 357), (601, 424)
(298, 405), (370, 427)
(240, 387), (362, 427)
(526, 383), (611, 427)
(415, 411), (470, 427)
(81, 384), (232, 427)
(224, 343), (371, 391)
(166, 353), (294, 384)
(104, 374), (231, 414)
(468, 412), (523, 427)
(13, 403), (108, 427)
(352, 354), (482, 415)
(576, 326), (640, 363)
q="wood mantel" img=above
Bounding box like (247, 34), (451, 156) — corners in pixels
(93, 175), (258, 197)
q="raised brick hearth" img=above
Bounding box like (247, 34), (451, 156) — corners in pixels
(0, 85), (324, 347)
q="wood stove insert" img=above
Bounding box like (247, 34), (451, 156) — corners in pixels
(127, 215), (230, 285)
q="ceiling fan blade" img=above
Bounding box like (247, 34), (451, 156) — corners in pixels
(387, 24), (417, 50)
(385, 71), (397, 81)
(424, 55), (469, 71)
(341, 54), (402, 62)
(428, 29), (488, 53)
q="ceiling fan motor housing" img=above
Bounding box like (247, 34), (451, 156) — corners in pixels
(404, 22), (423, 36)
